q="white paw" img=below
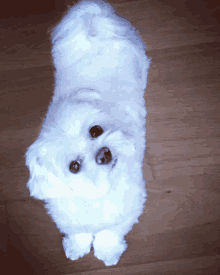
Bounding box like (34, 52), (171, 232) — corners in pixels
(93, 230), (127, 266)
(62, 233), (93, 261)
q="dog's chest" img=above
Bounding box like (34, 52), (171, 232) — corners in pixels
(68, 199), (122, 224)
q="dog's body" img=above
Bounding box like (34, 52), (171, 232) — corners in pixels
(26, 0), (150, 266)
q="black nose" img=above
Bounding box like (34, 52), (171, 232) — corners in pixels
(96, 147), (112, 165)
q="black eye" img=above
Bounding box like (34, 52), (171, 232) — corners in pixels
(89, 125), (104, 138)
(69, 160), (81, 173)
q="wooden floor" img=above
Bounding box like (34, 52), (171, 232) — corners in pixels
(0, 0), (220, 274)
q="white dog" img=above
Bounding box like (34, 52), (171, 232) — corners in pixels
(26, 0), (150, 266)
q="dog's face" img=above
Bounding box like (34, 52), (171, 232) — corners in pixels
(26, 103), (137, 200)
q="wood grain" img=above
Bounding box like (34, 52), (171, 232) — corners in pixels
(0, 0), (220, 273)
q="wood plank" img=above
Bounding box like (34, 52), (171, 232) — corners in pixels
(64, 255), (220, 275)
(1, 0), (220, 273)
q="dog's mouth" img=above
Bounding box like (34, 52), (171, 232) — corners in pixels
(112, 158), (117, 169)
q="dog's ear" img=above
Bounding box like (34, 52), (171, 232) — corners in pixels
(26, 142), (73, 199)
(25, 144), (50, 200)
(135, 54), (151, 91)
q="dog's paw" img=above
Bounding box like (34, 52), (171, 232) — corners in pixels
(93, 230), (127, 266)
(62, 233), (93, 261)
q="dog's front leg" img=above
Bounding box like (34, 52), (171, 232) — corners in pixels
(93, 229), (128, 266)
(62, 233), (93, 260)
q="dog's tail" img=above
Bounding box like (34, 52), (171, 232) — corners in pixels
(51, 0), (150, 90)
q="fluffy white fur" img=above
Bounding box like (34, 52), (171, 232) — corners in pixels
(26, 0), (150, 266)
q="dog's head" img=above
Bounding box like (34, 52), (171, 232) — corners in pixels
(25, 98), (144, 200)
